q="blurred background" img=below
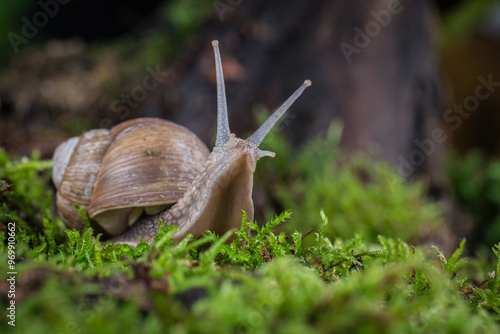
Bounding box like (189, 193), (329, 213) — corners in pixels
(1, 0), (500, 254)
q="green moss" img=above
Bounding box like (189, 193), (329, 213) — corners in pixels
(254, 116), (442, 243)
(1, 143), (500, 333)
(447, 151), (500, 247)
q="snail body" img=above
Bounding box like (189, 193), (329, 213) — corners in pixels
(52, 41), (311, 247)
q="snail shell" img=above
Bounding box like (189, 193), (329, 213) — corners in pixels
(52, 118), (210, 235)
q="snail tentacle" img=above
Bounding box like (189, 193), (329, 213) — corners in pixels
(247, 80), (311, 147)
(212, 40), (231, 148)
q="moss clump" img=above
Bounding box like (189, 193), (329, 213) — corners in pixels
(255, 118), (442, 243)
(447, 151), (500, 247)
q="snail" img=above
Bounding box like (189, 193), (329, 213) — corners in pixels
(52, 40), (311, 248)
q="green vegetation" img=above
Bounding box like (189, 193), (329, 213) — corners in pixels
(255, 116), (442, 243)
(1, 133), (500, 332)
(447, 151), (500, 247)
(110, 0), (215, 73)
(438, 0), (499, 45)
(0, 0), (214, 78)
(0, 0), (33, 66)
